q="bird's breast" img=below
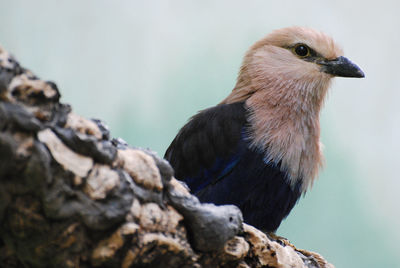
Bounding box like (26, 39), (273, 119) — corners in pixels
(245, 101), (323, 190)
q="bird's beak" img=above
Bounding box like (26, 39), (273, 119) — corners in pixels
(319, 56), (365, 78)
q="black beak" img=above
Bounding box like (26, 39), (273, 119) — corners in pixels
(319, 56), (365, 78)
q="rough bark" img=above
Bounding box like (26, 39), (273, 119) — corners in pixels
(0, 45), (334, 268)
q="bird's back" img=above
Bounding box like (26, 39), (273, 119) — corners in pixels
(165, 102), (302, 232)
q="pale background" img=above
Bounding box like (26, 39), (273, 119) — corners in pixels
(1, 1), (398, 267)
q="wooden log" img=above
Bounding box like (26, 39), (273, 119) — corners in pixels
(0, 45), (334, 268)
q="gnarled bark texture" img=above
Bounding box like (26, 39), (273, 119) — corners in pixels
(0, 45), (334, 268)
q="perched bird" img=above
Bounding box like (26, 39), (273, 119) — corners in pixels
(165, 27), (364, 232)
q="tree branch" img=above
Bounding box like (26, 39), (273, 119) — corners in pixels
(0, 45), (334, 268)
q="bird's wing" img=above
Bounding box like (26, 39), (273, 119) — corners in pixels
(164, 102), (247, 193)
(165, 101), (303, 231)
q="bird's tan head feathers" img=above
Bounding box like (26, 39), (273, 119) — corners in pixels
(261, 26), (343, 60)
(222, 26), (364, 104)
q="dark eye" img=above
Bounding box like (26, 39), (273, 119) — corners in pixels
(294, 44), (310, 57)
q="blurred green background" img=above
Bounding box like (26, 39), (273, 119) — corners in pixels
(1, 1), (399, 267)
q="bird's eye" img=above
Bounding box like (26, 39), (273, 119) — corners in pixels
(293, 44), (310, 57)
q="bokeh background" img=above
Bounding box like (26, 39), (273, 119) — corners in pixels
(1, 1), (399, 267)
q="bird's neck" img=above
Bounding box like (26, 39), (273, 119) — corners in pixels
(240, 75), (331, 191)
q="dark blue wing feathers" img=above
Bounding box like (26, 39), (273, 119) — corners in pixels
(184, 147), (243, 193)
(165, 102), (302, 232)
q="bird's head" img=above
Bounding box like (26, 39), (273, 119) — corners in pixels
(222, 26), (364, 105)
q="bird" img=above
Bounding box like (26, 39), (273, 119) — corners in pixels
(164, 26), (364, 232)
